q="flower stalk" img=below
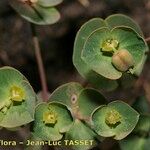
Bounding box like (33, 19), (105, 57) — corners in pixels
(30, 23), (48, 101)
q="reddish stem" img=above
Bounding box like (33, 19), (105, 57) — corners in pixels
(30, 24), (48, 101)
(145, 37), (150, 43)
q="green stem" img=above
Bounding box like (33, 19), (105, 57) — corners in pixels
(30, 23), (48, 101)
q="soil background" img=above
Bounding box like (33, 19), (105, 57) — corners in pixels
(0, 0), (150, 149)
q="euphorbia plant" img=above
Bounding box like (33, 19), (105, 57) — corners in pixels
(1, 1), (150, 150)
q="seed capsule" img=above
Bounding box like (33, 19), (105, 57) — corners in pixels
(112, 49), (134, 72)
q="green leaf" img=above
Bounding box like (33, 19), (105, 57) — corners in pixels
(38, 0), (63, 7)
(92, 101), (139, 140)
(10, 0), (60, 25)
(134, 49), (148, 76)
(133, 96), (150, 114)
(134, 114), (150, 134)
(105, 14), (143, 37)
(77, 88), (107, 119)
(73, 18), (118, 91)
(33, 102), (73, 141)
(64, 119), (98, 150)
(119, 114), (150, 150)
(119, 135), (150, 150)
(0, 67), (36, 128)
(25, 133), (43, 150)
(120, 115), (150, 150)
(87, 73), (119, 91)
(119, 73), (136, 89)
(49, 82), (83, 109)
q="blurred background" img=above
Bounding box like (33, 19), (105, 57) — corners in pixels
(0, 0), (150, 149)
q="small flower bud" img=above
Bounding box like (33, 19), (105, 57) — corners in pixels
(112, 49), (134, 72)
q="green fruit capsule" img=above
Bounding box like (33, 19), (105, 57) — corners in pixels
(112, 49), (134, 72)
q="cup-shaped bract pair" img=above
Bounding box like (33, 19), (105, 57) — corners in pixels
(10, 0), (63, 25)
(33, 102), (73, 141)
(91, 101), (139, 140)
(73, 14), (149, 91)
(0, 67), (36, 128)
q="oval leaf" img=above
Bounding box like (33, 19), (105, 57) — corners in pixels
(64, 119), (98, 150)
(120, 135), (150, 150)
(10, 0), (60, 25)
